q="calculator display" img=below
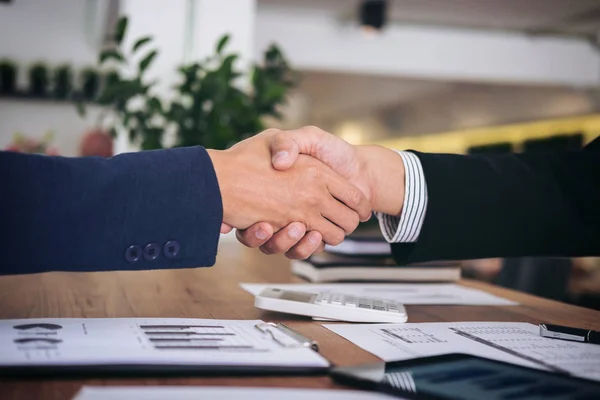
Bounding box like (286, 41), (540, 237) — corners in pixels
(278, 291), (314, 303)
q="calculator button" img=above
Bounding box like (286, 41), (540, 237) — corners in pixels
(315, 293), (329, 304)
(330, 294), (344, 305)
(344, 296), (358, 307)
(358, 298), (373, 309)
(387, 304), (400, 312)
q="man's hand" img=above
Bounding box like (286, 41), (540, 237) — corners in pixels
(209, 130), (371, 245)
(233, 126), (406, 258)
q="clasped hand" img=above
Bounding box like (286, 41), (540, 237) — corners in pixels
(207, 129), (372, 252)
(212, 126), (406, 259)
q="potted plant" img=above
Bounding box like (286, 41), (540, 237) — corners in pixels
(77, 16), (296, 151)
(29, 63), (49, 98)
(53, 64), (72, 99)
(0, 59), (17, 95)
(4, 131), (59, 155)
(81, 67), (100, 101)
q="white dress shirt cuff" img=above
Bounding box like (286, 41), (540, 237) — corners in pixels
(375, 151), (428, 243)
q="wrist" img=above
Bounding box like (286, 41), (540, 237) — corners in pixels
(207, 149), (233, 224)
(357, 145), (405, 216)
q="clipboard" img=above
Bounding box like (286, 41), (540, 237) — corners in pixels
(0, 318), (329, 378)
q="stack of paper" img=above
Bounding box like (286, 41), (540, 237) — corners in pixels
(0, 318), (328, 375)
(325, 321), (600, 382)
(72, 387), (397, 400)
(241, 283), (517, 306)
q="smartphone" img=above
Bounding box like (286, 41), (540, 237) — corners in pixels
(330, 353), (600, 400)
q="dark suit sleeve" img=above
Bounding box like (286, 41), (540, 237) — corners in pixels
(0, 146), (223, 275)
(392, 138), (600, 264)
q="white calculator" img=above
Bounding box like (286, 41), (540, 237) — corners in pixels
(254, 288), (407, 323)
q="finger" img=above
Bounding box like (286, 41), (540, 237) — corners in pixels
(311, 216), (347, 246)
(259, 222), (306, 255)
(325, 172), (372, 222)
(269, 126), (333, 170)
(235, 222), (274, 248)
(221, 223), (233, 234)
(321, 197), (360, 235)
(269, 133), (300, 170)
(285, 231), (323, 260)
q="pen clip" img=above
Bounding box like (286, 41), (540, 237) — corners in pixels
(255, 322), (319, 352)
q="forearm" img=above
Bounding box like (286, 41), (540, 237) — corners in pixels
(0, 147), (222, 275)
(357, 145), (405, 215)
(393, 150), (600, 263)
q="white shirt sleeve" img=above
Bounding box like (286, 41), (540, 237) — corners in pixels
(375, 151), (428, 243)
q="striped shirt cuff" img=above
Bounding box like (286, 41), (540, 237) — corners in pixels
(375, 151), (428, 243)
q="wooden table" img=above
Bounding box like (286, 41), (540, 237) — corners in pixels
(1, 241), (599, 400)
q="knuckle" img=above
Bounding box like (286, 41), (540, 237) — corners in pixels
(348, 188), (363, 208)
(348, 213), (360, 232)
(263, 128), (282, 136)
(288, 247), (309, 260)
(303, 125), (322, 134)
(305, 165), (321, 179)
(328, 230), (345, 246)
(307, 194), (320, 207)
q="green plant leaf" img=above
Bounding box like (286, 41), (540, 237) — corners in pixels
(114, 16), (128, 45)
(99, 49), (124, 64)
(75, 101), (86, 117)
(147, 97), (162, 113)
(216, 34), (230, 54)
(132, 36), (152, 53)
(139, 50), (158, 73)
(263, 83), (287, 102)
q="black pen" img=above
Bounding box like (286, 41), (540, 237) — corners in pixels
(539, 323), (600, 345)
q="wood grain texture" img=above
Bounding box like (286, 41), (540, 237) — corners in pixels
(1, 241), (598, 399)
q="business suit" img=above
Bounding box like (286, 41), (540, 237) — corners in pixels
(392, 137), (600, 264)
(0, 146), (222, 275)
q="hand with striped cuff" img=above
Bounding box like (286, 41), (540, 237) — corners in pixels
(231, 126), (428, 259)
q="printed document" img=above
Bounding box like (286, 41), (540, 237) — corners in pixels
(325, 322), (600, 381)
(0, 318), (328, 369)
(241, 283), (517, 306)
(73, 386), (398, 400)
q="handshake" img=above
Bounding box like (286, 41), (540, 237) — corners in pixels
(207, 126), (407, 259)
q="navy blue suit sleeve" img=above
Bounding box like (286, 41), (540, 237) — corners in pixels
(1, 146), (223, 275)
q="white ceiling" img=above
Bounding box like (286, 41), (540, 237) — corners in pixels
(258, 0), (600, 36)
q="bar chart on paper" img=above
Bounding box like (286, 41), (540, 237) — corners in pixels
(138, 324), (257, 351)
(0, 318), (330, 371)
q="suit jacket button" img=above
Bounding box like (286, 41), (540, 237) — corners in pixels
(163, 240), (180, 259)
(143, 243), (160, 261)
(125, 245), (142, 263)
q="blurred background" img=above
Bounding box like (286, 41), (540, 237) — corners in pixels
(1, 0), (599, 308)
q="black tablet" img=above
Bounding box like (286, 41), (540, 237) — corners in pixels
(330, 353), (600, 400)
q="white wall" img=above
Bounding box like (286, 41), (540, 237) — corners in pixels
(255, 3), (600, 88)
(0, 0), (103, 155)
(0, 0), (100, 70)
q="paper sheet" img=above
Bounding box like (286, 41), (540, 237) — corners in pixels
(0, 318), (328, 369)
(73, 386), (398, 400)
(241, 283), (517, 306)
(325, 322), (600, 382)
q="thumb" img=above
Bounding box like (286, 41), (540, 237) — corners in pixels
(270, 132), (300, 170)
